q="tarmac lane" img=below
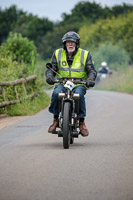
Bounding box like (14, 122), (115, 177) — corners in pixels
(0, 90), (133, 200)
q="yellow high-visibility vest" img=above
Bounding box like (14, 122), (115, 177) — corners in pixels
(55, 48), (88, 79)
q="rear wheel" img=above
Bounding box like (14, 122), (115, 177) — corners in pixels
(63, 102), (71, 149)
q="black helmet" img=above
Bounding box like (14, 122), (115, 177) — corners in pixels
(62, 31), (80, 50)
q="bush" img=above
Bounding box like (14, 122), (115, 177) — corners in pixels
(0, 32), (37, 65)
(0, 55), (36, 103)
(0, 33), (50, 116)
(0, 54), (33, 80)
(0, 55), (50, 115)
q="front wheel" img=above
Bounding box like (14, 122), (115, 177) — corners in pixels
(70, 137), (74, 144)
(63, 102), (71, 149)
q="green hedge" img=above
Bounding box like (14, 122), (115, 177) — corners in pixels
(0, 32), (37, 65)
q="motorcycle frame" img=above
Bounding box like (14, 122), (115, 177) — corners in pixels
(58, 87), (79, 133)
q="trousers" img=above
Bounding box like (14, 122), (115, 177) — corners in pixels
(49, 84), (86, 118)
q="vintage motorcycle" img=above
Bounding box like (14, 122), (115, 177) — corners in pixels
(46, 63), (93, 149)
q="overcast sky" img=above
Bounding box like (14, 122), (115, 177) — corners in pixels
(0, 0), (133, 22)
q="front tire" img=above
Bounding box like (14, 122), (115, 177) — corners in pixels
(70, 137), (74, 144)
(63, 102), (71, 149)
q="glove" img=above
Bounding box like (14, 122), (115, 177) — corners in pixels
(86, 78), (95, 88)
(46, 75), (54, 85)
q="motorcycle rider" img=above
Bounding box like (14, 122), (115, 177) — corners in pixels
(45, 31), (97, 136)
(98, 62), (109, 74)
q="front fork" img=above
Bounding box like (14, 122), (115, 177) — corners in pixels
(58, 89), (80, 130)
(59, 99), (77, 130)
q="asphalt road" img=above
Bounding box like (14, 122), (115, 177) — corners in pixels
(0, 90), (133, 200)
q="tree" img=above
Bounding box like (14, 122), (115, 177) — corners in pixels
(79, 12), (133, 62)
(0, 5), (25, 44)
(38, 24), (75, 59)
(111, 3), (133, 17)
(60, 1), (103, 27)
(13, 14), (54, 43)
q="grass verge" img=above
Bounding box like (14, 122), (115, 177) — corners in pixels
(1, 92), (50, 116)
(95, 66), (133, 94)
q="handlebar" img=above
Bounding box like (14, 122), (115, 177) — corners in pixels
(53, 77), (86, 85)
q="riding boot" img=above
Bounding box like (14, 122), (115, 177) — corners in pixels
(48, 118), (59, 133)
(79, 121), (89, 136)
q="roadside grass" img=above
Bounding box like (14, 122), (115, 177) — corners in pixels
(95, 66), (133, 94)
(2, 92), (50, 116)
(0, 56), (51, 116)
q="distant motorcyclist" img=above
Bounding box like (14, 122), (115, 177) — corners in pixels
(98, 62), (109, 74)
(45, 31), (97, 136)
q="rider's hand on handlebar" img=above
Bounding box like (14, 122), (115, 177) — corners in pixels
(86, 78), (95, 88)
(46, 75), (55, 85)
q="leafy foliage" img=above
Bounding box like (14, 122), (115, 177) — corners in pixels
(61, 2), (133, 26)
(38, 24), (75, 59)
(92, 43), (130, 70)
(13, 14), (54, 44)
(0, 54), (33, 79)
(61, 1), (103, 25)
(0, 35), (49, 115)
(0, 32), (37, 64)
(0, 5), (25, 44)
(79, 12), (133, 62)
(0, 54), (35, 103)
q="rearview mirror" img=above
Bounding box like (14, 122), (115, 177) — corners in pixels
(46, 63), (52, 69)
